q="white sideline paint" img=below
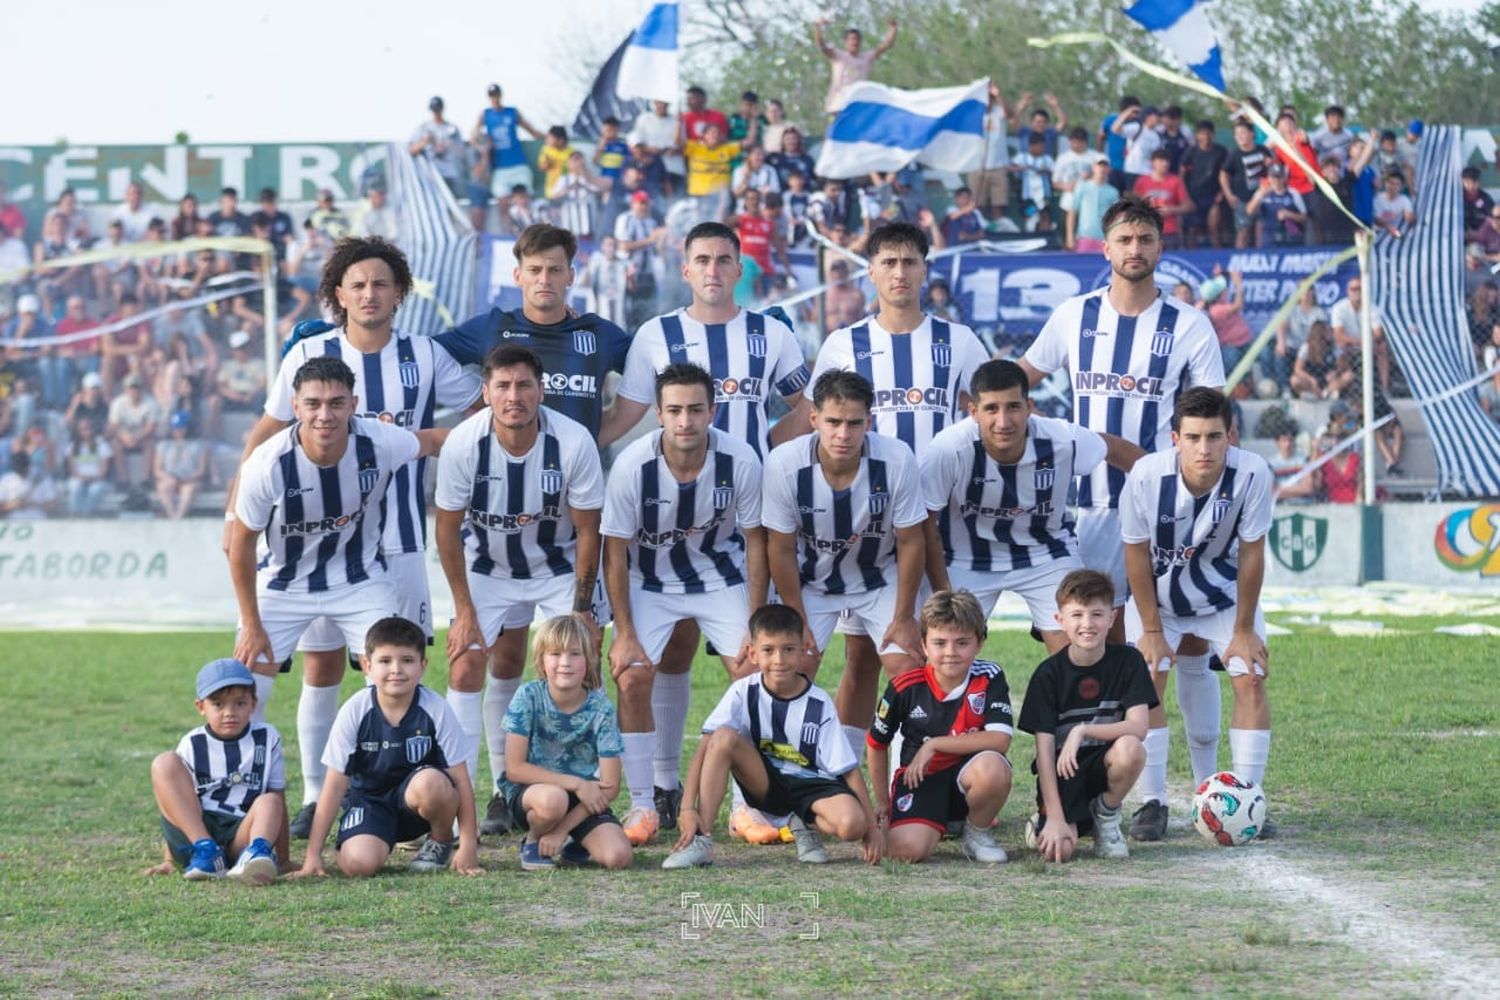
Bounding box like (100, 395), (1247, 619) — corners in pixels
(1165, 791), (1500, 994)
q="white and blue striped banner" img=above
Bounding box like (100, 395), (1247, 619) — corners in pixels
(616, 1), (678, 104)
(814, 79), (988, 179)
(1123, 0), (1226, 92)
(385, 141), (476, 336)
(1370, 125), (1500, 497)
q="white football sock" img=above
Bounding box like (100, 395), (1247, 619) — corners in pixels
(730, 780), (748, 810)
(252, 674), (275, 723)
(296, 682), (341, 806)
(445, 688), (484, 790)
(1228, 728), (1271, 786)
(482, 675), (522, 793)
(1141, 727), (1170, 804)
(1174, 654), (1221, 786)
(623, 732), (656, 810)
(652, 672), (693, 790)
(843, 725), (868, 767)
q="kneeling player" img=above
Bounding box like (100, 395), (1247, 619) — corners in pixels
(1019, 571), (1154, 862)
(293, 618), (481, 878)
(1120, 387), (1274, 838)
(867, 590), (1014, 864)
(662, 604), (883, 868)
(923, 359), (1142, 653)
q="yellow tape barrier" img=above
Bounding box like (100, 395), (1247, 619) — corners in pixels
(1026, 31), (1369, 235)
(1224, 243), (1359, 390)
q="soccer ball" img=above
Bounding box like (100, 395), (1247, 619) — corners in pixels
(1192, 771), (1268, 846)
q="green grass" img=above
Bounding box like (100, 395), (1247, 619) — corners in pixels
(2, 621), (1498, 997)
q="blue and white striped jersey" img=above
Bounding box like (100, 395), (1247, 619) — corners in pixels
(265, 329), (481, 554)
(323, 685), (467, 796)
(1024, 289), (1223, 509)
(434, 406), (604, 580)
(701, 674), (857, 780)
(923, 415), (1107, 573)
(617, 308), (811, 459)
(811, 316), (989, 454)
(761, 431), (926, 595)
(601, 427), (763, 595)
(235, 418), (420, 594)
(174, 721), (286, 819)
(1119, 446), (1274, 618)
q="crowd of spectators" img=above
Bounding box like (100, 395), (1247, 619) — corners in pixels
(2, 15), (1496, 517)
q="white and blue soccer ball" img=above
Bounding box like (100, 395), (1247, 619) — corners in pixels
(1192, 771), (1268, 846)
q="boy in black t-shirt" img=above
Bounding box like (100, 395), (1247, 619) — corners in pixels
(1019, 570), (1154, 862)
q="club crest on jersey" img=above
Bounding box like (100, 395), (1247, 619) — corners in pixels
(404, 734), (433, 764)
(713, 485), (734, 510)
(358, 467), (380, 496)
(253, 744), (266, 766)
(801, 721), (821, 745)
(539, 468), (563, 495)
(398, 360), (420, 389)
(967, 692), (986, 716)
(1034, 465), (1055, 492)
(1150, 329), (1175, 357)
(746, 333), (767, 358)
(1212, 495), (1231, 525)
(573, 330), (597, 355)
(896, 793), (914, 813)
(931, 343), (952, 367)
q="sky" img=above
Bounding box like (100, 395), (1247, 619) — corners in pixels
(1, 0), (1489, 147)
(2, 0), (653, 145)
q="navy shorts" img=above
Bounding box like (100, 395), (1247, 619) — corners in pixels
(1033, 744), (1111, 834)
(161, 810), (243, 867)
(505, 784), (620, 842)
(336, 766), (453, 849)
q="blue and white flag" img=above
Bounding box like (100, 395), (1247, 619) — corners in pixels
(1123, 0), (1226, 92)
(616, 1), (678, 104)
(815, 79), (988, 180)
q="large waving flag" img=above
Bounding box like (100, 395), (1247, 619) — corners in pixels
(574, 34), (648, 140)
(815, 79), (988, 180)
(1123, 0), (1226, 92)
(616, 1), (679, 104)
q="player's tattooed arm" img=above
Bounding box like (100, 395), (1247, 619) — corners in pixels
(571, 508), (603, 613)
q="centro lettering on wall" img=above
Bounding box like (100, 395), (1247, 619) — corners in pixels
(1269, 512), (1328, 573)
(1433, 504), (1500, 578)
(0, 143), (390, 231)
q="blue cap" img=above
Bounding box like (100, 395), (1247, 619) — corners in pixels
(1407, 119), (1423, 137)
(196, 658), (255, 699)
(170, 409), (191, 430)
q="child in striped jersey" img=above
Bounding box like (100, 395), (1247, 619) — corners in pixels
(145, 659), (286, 884)
(662, 604), (884, 869)
(500, 615), (631, 871)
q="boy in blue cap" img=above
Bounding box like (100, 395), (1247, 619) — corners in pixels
(145, 659), (287, 883)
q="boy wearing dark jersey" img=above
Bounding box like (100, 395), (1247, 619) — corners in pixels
(868, 590), (1013, 864)
(1019, 570), (1153, 862)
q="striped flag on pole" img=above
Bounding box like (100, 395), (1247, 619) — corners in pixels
(1370, 125), (1500, 497)
(616, 1), (679, 104)
(383, 142), (476, 336)
(1123, 0), (1226, 92)
(814, 79), (988, 180)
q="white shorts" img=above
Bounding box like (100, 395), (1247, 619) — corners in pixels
(629, 584), (749, 665)
(490, 164), (534, 197)
(299, 551), (431, 651)
(948, 557), (1082, 632)
(242, 576), (398, 666)
(1123, 600), (1268, 676)
(468, 572), (576, 645)
(805, 585), (909, 655)
(832, 576), (930, 641)
(1076, 507), (1127, 607)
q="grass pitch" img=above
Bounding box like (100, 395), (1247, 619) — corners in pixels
(1, 617), (1498, 998)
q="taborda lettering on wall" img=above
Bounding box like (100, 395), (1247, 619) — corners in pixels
(1269, 512), (1328, 572)
(1434, 504), (1500, 578)
(0, 524), (168, 581)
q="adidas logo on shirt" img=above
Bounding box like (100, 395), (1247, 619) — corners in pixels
(909, 705), (928, 720)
